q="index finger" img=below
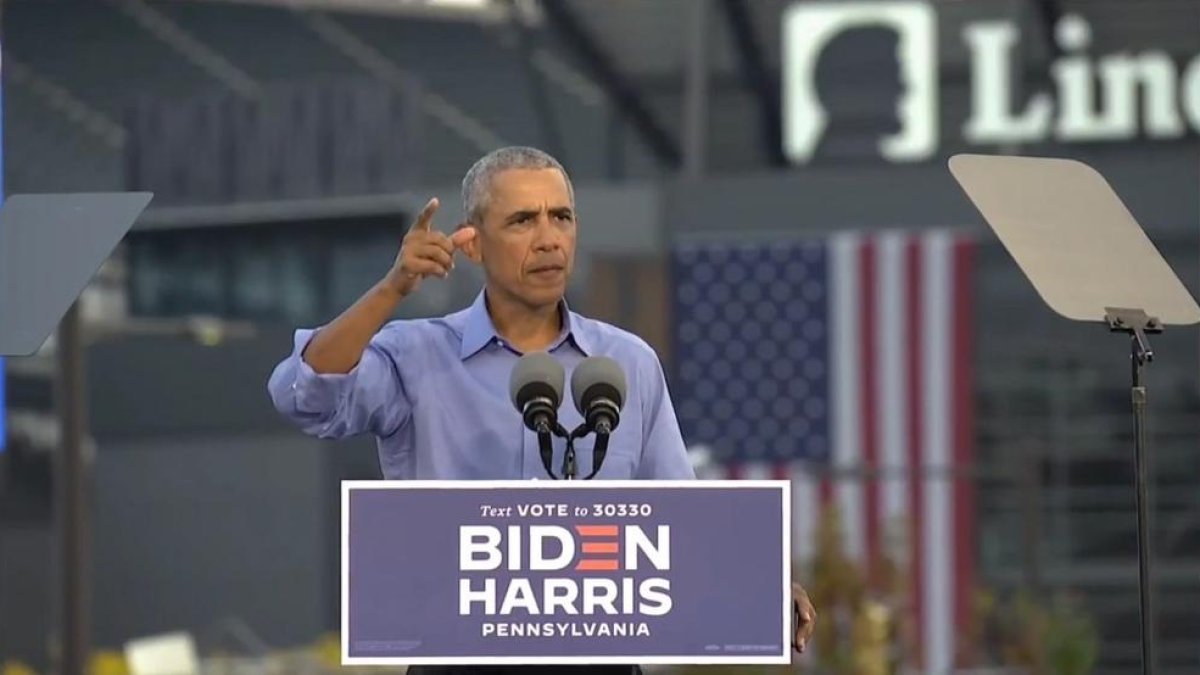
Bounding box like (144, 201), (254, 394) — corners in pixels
(409, 197), (440, 232)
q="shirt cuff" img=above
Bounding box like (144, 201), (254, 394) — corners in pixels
(290, 327), (362, 414)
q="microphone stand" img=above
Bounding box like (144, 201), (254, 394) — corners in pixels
(536, 422), (571, 480)
(562, 425), (594, 480)
(562, 429), (578, 480)
(537, 424), (611, 481)
(581, 429), (611, 480)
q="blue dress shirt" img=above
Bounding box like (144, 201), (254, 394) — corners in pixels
(267, 291), (695, 481)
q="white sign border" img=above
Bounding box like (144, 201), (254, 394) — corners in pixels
(341, 479), (793, 666)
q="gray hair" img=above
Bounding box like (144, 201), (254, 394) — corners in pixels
(461, 146), (575, 224)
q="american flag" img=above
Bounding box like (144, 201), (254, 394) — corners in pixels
(671, 229), (976, 673)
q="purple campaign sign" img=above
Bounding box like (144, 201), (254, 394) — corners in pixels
(342, 480), (790, 666)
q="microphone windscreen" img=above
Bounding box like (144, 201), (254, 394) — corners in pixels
(570, 356), (627, 414)
(510, 351), (565, 411)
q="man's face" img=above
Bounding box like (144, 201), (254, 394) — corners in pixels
(465, 168), (576, 310)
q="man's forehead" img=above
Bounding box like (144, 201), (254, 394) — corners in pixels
(487, 168), (572, 206)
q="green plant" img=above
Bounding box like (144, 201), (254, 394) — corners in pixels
(1044, 597), (1099, 675)
(802, 506), (908, 675)
(968, 590), (1099, 675)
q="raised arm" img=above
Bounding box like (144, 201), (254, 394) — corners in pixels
(303, 197), (475, 374)
(266, 197), (475, 438)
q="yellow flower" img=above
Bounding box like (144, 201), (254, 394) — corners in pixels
(88, 651), (129, 675)
(310, 632), (342, 668)
(2, 661), (40, 675)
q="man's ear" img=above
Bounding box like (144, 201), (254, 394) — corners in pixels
(457, 222), (482, 263)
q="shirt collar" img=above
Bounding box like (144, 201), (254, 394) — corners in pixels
(459, 289), (594, 360)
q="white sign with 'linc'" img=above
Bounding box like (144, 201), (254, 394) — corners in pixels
(783, 1), (1200, 163)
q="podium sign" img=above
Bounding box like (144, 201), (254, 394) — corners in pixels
(343, 480), (790, 666)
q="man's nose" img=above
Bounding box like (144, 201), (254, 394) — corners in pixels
(532, 216), (561, 251)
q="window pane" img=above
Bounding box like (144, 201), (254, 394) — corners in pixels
(330, 232), (392, 315)
(178, 238), (226, 315)
(230, 236), (277, 318)
(128, 239), (171, 316)
(277, 236), (323, 325)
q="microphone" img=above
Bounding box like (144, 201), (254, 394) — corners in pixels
(570, 356), (626, 435)
(509, 351), (565, 434)
(510, 352), (565, 480)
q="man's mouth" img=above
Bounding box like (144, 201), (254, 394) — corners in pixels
(528, 264), (564, 276)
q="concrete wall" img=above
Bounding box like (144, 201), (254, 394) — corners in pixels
(665, 145), (1200, 239)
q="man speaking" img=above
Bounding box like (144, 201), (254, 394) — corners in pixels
(267, 147), (815, 672)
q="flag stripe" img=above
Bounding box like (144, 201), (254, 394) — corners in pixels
(923, 231), (953, 675)
(790, 462), (819, 561)
(906, 235), (927, 668)
(740, 464), (772, 481)
(953, 237), (977, 667)
(878, 231), (909, 586)
(819, 475), (834, 510)
(771, 463), (791, 481)
(860, 237), (880, 579)
(832, 233), (864, 561)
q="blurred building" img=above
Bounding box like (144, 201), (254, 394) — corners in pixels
(0, 1), (1198, 673)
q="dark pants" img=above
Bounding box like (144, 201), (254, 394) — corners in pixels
(407, 666), (642, 675)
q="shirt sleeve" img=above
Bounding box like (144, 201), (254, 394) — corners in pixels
(266, 327), (411, 440)
(636, 353), (697, 480)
